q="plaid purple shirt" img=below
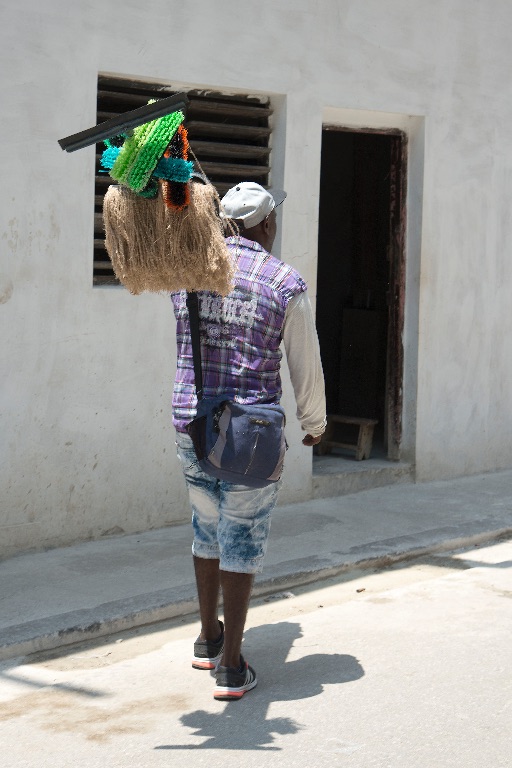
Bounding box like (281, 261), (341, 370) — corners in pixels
(171, 236), (307, 433)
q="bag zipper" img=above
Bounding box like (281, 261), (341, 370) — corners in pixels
(244, 432), (260, 475)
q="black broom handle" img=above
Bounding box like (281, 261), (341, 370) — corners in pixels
(58, 93), (189, 152)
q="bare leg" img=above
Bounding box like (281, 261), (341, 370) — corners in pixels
(219, 570), (254, 668)
(193, 555), (222, 641)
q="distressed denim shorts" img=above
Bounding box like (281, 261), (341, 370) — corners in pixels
(175, 432), (280, 574)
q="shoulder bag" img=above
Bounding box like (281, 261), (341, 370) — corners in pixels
(185, 292), (287, 488)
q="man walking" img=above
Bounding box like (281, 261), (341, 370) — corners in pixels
(172, 182), (326, 700)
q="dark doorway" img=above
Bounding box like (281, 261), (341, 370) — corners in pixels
(316, 128), (406, 460)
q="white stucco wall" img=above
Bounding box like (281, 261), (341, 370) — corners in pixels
(2, 0), (512, 557)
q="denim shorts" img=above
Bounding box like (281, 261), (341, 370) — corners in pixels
(175, 432), (280, 574)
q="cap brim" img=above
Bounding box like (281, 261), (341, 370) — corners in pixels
(269, 189), (287, 208)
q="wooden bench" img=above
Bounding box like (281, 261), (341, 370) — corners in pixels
(317, 415), (378, 461)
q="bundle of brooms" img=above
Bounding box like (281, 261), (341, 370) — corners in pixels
(100, 106), (235, 297)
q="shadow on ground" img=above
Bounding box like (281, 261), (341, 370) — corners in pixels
(154, 620), (364, 751)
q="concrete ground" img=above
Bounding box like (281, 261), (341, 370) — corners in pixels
(0, 538), (510, 767)
(1, 468), (511, 661)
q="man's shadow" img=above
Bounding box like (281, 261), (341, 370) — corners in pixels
(155, 621), (364, 751)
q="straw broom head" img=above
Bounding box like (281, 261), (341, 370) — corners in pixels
(103, 181), (236, 296)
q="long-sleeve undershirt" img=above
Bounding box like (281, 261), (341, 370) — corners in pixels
(282, 291), (327, 438)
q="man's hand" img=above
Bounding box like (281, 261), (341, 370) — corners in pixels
(302, 434), (322, 447)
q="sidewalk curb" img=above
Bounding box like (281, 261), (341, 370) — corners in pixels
(1, 526), (510, 663)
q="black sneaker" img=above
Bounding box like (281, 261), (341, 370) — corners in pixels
(213, 655), (257, 700)
(192, 621), (224, 670)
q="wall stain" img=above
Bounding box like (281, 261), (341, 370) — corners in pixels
(0, 275), (13, 304)
(4, 218), (19, 254)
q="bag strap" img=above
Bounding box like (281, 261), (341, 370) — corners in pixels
(186, 291), (204, 401)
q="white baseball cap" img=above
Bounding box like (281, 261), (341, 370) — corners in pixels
(220, 182), (287, 228)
